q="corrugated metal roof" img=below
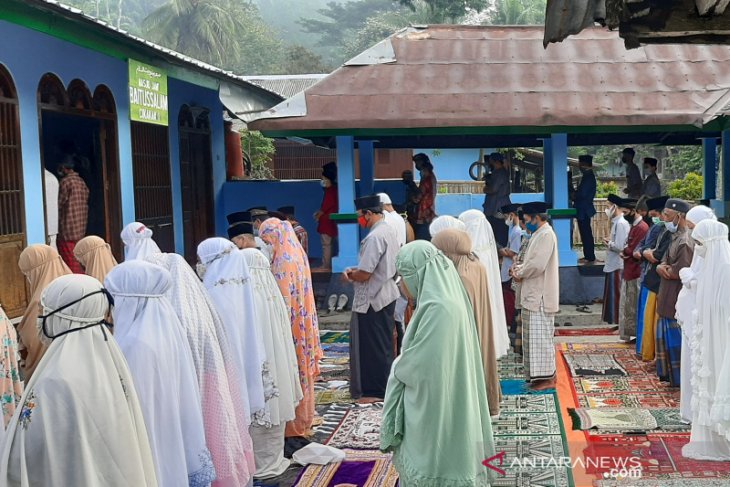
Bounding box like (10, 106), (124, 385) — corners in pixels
(243, 74), (327, 99)
(18, 0), (278, 97)
(250, 25), (730, 134)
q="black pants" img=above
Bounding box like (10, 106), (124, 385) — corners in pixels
(487, 215), (508, 247)
(395, 321), (404, 355)
(577, 217), (595, 261)
(352, 302), (396, 398)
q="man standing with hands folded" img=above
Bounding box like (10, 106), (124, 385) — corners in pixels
(345, 195), (400, 402)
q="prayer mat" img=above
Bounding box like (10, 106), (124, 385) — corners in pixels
(321, 343), (349, 354)
(559, 343), (632, 352)
(572, 377), (666, 394)
(501, 380), (555, 396)
(554, 326), (618, 337)
(568, 408), (657, 432)
(493, 435), (566, 463)
(493, 467), (571, 487)
(317, 367), (349, 382)
(498, 353), (526, 379)
(648, 408), (690, 432)
(320, 357), (349, 366)
(319, 331), (350, 344)
(577, 392), (678, 409)
(499, 394), (557, 413)
(563, 353), (627, 377)
(314, 389), (352, 405)
(327, 404), (383, 450)
(293, 449), (398, 487)
(492, 411), (562, 436)
(310, 403), (352, 444)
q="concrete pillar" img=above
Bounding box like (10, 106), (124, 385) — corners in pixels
(702, 138), (717, 201)
(548, 133), (578, 267)
(332, 136), (359, 273)
(358, 140), (375, 196)
(542, 138), (554, 206)
(712, 131), (730, 218)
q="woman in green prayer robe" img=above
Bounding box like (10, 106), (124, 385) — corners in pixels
(381, 240), (496, 487)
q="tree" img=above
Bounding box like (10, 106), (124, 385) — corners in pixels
(667, 172), (703, 201)
(241, 130), (276, 180)
(663, 146), (703, 179)
(280, 45), (332, 75)
(488, 0), (546, 25)
(399, 0), (487, 22)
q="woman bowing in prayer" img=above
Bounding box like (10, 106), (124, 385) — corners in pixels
(381, 241), (495, 487)
(242, 248), (303, 478)
(429, 215), (466, 238)
(432, 228), (502, 417)
(459, 209), (511, 358)
(197, 238), (272, 425)
(121, 222), (162, 261)
(0, 307), (22, 428)
(17, 244), (71, 379)
(259, 218), (322, 438)
(146, 252), (255, 487)
(682, 220), (730, 460)
(0, 274), (157, 486)
(73, 235), (118, 283)
(105, 261), (215, 487)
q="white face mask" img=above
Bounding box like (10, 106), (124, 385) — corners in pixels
(665, 220), (678, 233)
(695, 244), (707, 258)
(505, 219), (513, 228)
(605, 206), (615, 218)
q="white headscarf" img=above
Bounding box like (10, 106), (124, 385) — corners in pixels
(242, 248), (303, 427)
(145, 253), (255, 486)
(121, 222), (162, 261)
(197, 238), (271, 425)
(429, 215), (466, 238)
(105, 261), (214, 487)
(459, 209), (510, 358)
(0, 274), (158, 487)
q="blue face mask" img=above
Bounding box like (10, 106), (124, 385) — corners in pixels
(525, 222), (539, 233)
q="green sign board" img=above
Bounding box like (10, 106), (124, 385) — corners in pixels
(128, 59), (168, 126)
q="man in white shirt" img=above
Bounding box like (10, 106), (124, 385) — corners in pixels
(379, 193), (406, 247)
(602, 194), (630, 324)
(498, 204), (523, 332)
(379, 192), (407, 355)
(44, 169), (59, 249)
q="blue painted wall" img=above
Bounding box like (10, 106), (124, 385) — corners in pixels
(0, 20), (226, 255)
(413, 149), (494, 181)
(0, 20), (135, 245)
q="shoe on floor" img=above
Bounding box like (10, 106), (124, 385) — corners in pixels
(327, 294), (337, 313)
(336, 294), (348, 312)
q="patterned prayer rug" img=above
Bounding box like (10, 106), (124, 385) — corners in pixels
(563, 353), (627, 377)
(314, 389), (352, 405)
(572, 377), (667, 394)
(293, 449), (398, 487)
(577, 392), (678, 409)
(499, 394), (557, 413)
(498, 352), (526, 379)
(554, 326), (618, 337)
(493, 467), (572, 487)
(648, 408), (690, 432)
(568, 408), (657, 432)
(310, 403), (352, 444)
(493, 435), (566, 463)
(320, 357), (349, 366)
(317, 367), (350, 382)
(559, 343), (634, 352)
(320, 343), (349, 355)
(320, 331), (350, 344)
(327, 404), (383, 450)
(492, 411), (563, 436)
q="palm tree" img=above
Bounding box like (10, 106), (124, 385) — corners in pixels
(143, 0), (247, 66)
(490, 0), (546, 25)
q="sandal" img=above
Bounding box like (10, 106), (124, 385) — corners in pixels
(336, 294), (349, 312)
(576, 305), (591, 313)
(327, 294), (337, 314)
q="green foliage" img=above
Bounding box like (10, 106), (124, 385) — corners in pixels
(596, 181), (619, 198)
(281, 45), (332, 74)
(240, 130), (276, 180)
(399, 0), (487, 22)
(667, 172), (703, 201)
(664, 146), (703, 179)
(487, 0), (546, 25)
(62, 0), (165, 31)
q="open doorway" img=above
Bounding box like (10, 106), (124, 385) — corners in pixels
(37, 75), (122, 260)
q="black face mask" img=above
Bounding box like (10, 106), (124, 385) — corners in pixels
(39, 289), (114, 341)
(623, 212), (635, 224)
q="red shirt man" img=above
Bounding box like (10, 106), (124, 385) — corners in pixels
(57, 158), (89, 273)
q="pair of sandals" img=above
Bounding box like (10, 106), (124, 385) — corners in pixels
(326, 294), (349, 313)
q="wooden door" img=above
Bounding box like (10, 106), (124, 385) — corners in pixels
(130, 121), (175, 253)
(0, 66), (27, 318)
(178, 107), (213, 264)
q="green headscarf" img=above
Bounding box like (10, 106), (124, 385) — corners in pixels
(382, 241), (496, 487)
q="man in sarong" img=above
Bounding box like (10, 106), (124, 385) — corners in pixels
(655, 198), (694, 386)
(346, 195), (400, 401)
(511, 202), (559, 390)
(618, 198), (648, 342)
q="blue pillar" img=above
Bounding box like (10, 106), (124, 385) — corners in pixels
(712, 131), (730, 218)
(358, 140), (375, 196)
(332, 136), (359, 273)
(549, 133), (578, 267)
(702, 137), (717, 201)
(542, 138), (554, 206)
